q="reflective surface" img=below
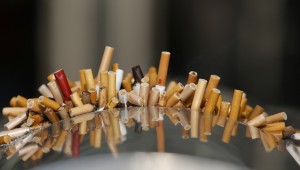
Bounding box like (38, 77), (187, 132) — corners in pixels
(0, 107), (298, 170)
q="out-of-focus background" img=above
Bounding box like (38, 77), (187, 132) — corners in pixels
(0, 0), (299, 169)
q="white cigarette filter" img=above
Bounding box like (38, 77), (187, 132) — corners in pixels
(116, 69), (124, 91)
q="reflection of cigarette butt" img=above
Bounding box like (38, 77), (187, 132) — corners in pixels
(156, 120), (165, 152)
(260, 130), (277, 152)
(178, 109), (191, 130)
(52, 130), (68, 152)
(44, 108), (61, 123)
(94, 128), (102, 148)
(165, 108), (180, 126)
(222, 118), (237, 143)
(72, 112), (95, 124)
(204, 88), (220, 135)
(199, 112), (208, 142)
(63, 131), (72, 156)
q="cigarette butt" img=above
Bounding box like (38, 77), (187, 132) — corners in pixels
(156, 120), (165, 152)
(166, 83), (184, 100)
(158, 92), (167, 107)
(44, 108), (60, 123)
(166, 81), (177, 93)
(27, 100), (44, 114)
(139, 82), (150, 106)
(16, 95), (28, 107)
(241, 105), (253, 121)
(0, 135), (11, 144)
(42, 138), (53, 153)
(247, 114), (267, 127)
(148, 87), (160, 106)
(9, 96), (17, 107)
(38, 84), (54, 98)
(54, 69), (72, 102)
(122, 79), (132, 92)
(228, 90), (243, 121)
(108, 71), (116, 102)
(180, 83), (197, 102)
(283, 126), (296, 139)
(265, 112), (287, 124)
(132, 65), (144, 83)
(83, 69), (95, 90)
(38, 96), (61, 110)
(263, 122), (285, 132)
(69, 104), (94, 117)
(79, 69), (87, 91)
(204, 75), (220, 100)
(88, 88), (97, 105)
(247, 105), (264, 121)
(157, 51), (170, 86)
(141, 77), (149, 83)
(97, 46), (114, 80)
(127, 90), (144, 106)
(148, 66), (157, 88)
(222, 118), (237, 143)
(4, 112), (27, 130)
(2, 107), (27, 117)
(112, 63), (119, 72)
(70, 92), (83, 107)
(63, 131), (72, 156)
(187, 71), (198, 84)
(166, 92), (181, 107)
(107, 97), (119, 109)
(47, 80), (64, 104)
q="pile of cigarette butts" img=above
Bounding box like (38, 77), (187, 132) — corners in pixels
(1, 46), (300, 164)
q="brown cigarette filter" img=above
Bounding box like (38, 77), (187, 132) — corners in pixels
(58, 106), (71, 130)
(241, 105), (253, 121)
(180, 83), (197, 102)
(165, 83), (184, 100)
(204, 75), (220, 100)
(228, 90), (243, 121)
(265, 112), (287, 124)
(108, 71), (116, 102)
(247, 105), (264, 121)
(79, 69), (87, 91)
(187, 71), (198, 84)
(112, 63), (119, 72)
(157, 51), (171, 86)
(0, 135), (11, 144)
(222, 118), (237, 143)
(9, 96), (17, 107)
(165, 92), (181, 107)
(263, 122), (286, 132)
(27, 100), (44, 114)
(88, 88), (97, 105)
(69, 104), (94, 117)
(148, 66), (157, 88)
(38, 96), (61, 110)
(97, 46), (114, 80)
(122, 79), (132, 92)
(44, 108), (60, 123)
(16, 95), (28, 107)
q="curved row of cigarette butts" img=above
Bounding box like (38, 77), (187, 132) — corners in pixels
(0, 46), (299, 164)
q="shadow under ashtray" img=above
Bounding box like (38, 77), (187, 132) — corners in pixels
(31, 152), (250, 170)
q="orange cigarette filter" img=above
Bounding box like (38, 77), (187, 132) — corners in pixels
(156, 51), (171, 86)
(97, 46), (114, 80)
(204, 75), (220, 100)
